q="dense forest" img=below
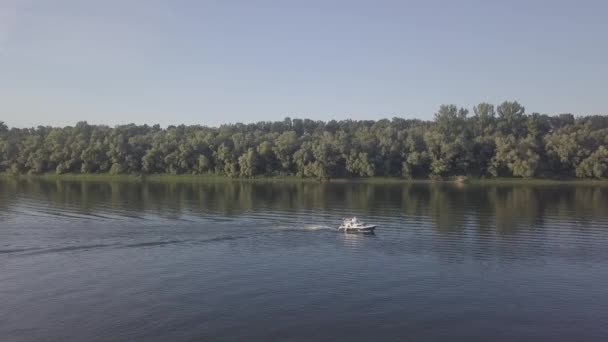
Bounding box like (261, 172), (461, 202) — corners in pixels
(1, 101), (607, 179)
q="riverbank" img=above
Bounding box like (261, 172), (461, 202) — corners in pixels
(1, 172), (607, 185)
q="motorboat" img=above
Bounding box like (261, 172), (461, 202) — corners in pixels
(338, 217), (376, 233)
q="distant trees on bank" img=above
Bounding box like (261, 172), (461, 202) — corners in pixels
(1, 101), (607, 179)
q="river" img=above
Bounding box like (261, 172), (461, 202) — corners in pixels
(1, 179), (607, 341)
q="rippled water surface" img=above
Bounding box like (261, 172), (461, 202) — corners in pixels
(1, 179), (608, 341)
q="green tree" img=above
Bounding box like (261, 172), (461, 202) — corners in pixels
(497, 101), (526, 137)
(576, 146), (608, 178)
(238, 148), (261, 177)
(472, 103), (496, 136)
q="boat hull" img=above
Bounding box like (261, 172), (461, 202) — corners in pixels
(338, 225), (376, 233)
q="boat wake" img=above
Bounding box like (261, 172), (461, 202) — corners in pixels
(272, 224), (334, 232)
(302, 224), (333, 231)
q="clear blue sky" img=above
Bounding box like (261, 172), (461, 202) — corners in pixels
(1, 0), (606, 128)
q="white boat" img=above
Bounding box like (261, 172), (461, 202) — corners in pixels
(338, 217), (376, 233)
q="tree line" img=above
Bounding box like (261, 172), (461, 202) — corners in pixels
(1, 101), (607, 179)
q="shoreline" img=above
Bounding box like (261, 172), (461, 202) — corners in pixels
(1, 173), (607, 185)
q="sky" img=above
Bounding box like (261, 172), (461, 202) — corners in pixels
(0, 0), (606, 128)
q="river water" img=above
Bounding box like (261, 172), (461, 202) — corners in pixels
(1, 179), (607, 341)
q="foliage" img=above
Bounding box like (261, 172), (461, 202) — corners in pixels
(1, 103), (607, 179)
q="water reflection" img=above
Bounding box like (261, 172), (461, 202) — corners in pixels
(1, 178), (608, 233)
(338, 231), (376, 249)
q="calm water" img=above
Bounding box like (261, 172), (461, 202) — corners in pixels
(1, 179), (608, 341)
